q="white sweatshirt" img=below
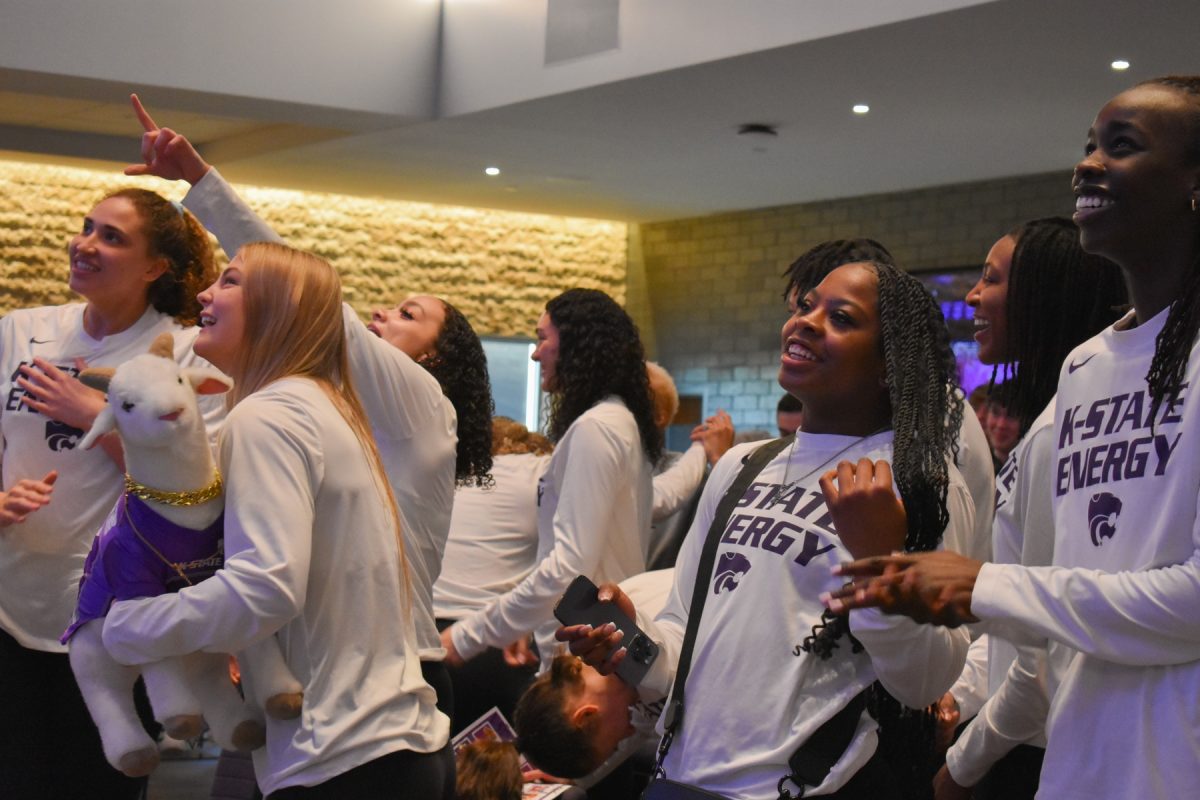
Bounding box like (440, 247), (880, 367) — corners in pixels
(103, 377), (447, 794)
(972, 309), (1200, 800)
(639, 433), (971, 799)
(451, 398), (654, 670)
(184, 169), (459, 660)
(0, 304), (224, 652)
(945, 401), (1055, 786)
(432, 452), (550, 620)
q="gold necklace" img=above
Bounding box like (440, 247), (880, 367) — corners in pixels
(124, 471), (223, 507)
(122, 497), (193, 587)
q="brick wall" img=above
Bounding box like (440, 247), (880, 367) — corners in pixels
(637, 171), (1074, 433)
(0, 159), (626, 338)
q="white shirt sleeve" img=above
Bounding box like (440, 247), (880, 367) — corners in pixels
(948, 633), (990, 721)
(652, 444), (706, 521)
(847, 478), (973, 709)
(945, 641), (1049, 786)
(450, 415), (632, 660)
(183, 167), (283, 258)
(972, 552), (1200, 666)
(102, 397), (318, 663)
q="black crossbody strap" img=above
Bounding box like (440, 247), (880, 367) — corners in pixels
(655, 435), (869, 798)
(660, 435), (792, 736)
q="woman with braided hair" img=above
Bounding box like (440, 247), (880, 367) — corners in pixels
(934, 218), (1126, 800)
(831, 76), (1200, 800)
(564, 259), (971, 799)
(442, 288), (659, 673)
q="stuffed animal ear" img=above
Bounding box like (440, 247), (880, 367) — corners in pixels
(78, 367), (116, 393)
(183, 367), (234, 396)
(79, 405), (116, 450)
(148, 333), (175, 360)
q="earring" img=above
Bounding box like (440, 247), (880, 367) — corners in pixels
(1193, 195), (1198, 213)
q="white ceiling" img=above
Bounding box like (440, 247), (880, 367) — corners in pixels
(1, 0), (1197, 222)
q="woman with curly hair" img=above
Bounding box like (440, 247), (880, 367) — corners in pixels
(442, 288), (660, 673)
(565, 261), (971, 799)
(0, 186), (222, 797)
(122, 96), (492, 716)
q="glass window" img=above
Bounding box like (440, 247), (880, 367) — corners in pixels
(482, 338), (542, 431)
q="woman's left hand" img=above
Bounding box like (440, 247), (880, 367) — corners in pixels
(17, 358), (106, 431)
(819, 458), (907, 560)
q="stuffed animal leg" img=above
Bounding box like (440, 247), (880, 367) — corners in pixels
(69, 620), (159, 777)
(239, 637), (305, 721)
(178, 651), (266, 751)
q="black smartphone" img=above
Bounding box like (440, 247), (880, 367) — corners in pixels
(553, 574), (660, 686)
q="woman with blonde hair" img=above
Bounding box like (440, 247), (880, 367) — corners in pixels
(102, 242), (452, 798)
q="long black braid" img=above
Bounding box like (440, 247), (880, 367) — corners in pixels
(1137, 76), (1200, 426)
(1002, 218), (1128, 435)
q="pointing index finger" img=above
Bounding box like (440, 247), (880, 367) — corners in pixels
(130, 93), (158, 133)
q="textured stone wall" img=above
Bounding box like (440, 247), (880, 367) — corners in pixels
(0, 159), (626, 337)
(638, 171), (1074, 432)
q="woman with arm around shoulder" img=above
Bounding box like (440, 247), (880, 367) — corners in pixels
(102, 242), (452, 798)
(443, 288), (661, 671)
(0, 186), (220, 797)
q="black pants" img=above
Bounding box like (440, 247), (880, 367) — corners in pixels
(267, 745), (455, 800)
(974, 744), (1044, 800)
(0, 627), (150, 800)
(435, 618), (537, 734)
(421, 658), (455, 720)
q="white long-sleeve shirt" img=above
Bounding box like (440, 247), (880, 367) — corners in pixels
(432, 452), (550, 620)
(185, 169), (459, 660)
(103, 377), (447, 794)
(946, 401), (1056, 786)
(639, 433), (971, 799)
(971, 309), (1200, 800)
(451, 398), (653, 670)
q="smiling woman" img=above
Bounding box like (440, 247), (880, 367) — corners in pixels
(0, 186), (223, 798)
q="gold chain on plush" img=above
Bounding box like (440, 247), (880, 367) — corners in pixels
(124, 471), (223, 507)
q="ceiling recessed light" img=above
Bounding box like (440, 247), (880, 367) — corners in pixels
(484, 166), (501, 176)
(1111, 59), (1130, 71)
(852, 104), (870, 115)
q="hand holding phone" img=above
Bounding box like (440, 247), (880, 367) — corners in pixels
(554, 575), (660, 686)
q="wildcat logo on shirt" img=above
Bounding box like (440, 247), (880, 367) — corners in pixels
(7, 361), (86, 451)
(712, 552), (751, 594)
(1088, 493), (1123, 547)
(1056, 384), (1186, 497)
(45, 420), (85, 452)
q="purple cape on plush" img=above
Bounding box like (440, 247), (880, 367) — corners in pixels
(62, 493), (223, 643)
